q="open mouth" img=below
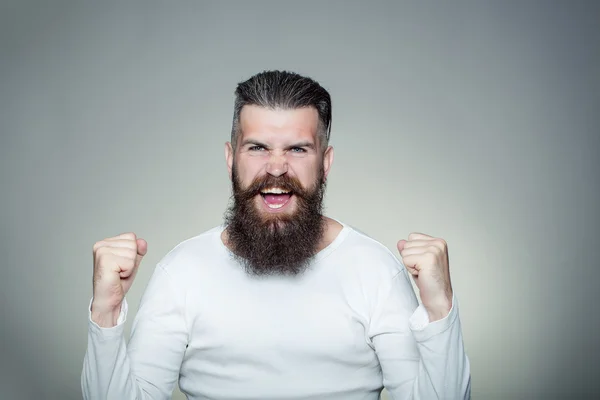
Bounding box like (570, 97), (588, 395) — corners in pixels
(259, 187), (293, 210)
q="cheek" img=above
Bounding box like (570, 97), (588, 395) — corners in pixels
(289, 158), (320, 183)
(237, 157), (267, 181)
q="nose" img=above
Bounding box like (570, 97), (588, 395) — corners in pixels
(265, 152), (288, 177)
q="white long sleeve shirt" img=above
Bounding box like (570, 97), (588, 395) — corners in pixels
(82, 222), (471, 399)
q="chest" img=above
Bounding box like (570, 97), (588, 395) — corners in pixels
(186, 278), (372, 362)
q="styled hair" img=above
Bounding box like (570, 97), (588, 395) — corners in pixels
(230, 70), (332, 151)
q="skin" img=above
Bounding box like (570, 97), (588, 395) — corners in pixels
(91, 233), (147, 327)
(222, 105), (342, 251)
(398, 235), (453, 321)
(91, 105), (453, 328)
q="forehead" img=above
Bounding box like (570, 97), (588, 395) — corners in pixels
(238, 105), (319, 144)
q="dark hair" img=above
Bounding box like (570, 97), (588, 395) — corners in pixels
(230, 70), (332, 151)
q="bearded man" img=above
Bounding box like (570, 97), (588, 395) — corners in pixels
(82, 70), (471, 399)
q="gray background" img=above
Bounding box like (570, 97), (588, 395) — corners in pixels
(1, 1), (599, 399)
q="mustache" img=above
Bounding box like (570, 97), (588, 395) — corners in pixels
(234, 174), (311, 200)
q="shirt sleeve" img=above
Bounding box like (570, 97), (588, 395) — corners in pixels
(369, 268), (471, 399)
(81, 264), (188, 400)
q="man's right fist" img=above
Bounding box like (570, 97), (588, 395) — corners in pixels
(91, 232), (147, 327)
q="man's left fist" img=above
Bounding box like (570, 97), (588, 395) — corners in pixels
(398, 233), (453, 322)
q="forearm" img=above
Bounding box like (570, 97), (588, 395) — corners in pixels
(376, 294), (471, 399)
(82, 264), (188, 400)
(81, 316), (142, 400)
(407, 299), (471, 399)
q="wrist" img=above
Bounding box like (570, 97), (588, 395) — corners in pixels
(91, 299), (122, 328)
(424, 295), (453, 322)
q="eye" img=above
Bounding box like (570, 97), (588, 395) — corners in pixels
(248, 145), (265, 152)
(290, 147), (306, 153)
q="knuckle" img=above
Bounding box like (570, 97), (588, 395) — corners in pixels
(427, 245), (440, 254)
(96, 246), (111, 257)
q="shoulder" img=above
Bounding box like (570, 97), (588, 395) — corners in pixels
(156, 225), (225, 274)
(330, 220), (406, 279)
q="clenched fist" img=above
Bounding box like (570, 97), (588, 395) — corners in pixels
(91, 232), (147, 327)
(397, 233), (453, 322)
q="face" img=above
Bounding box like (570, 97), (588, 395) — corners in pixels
(226, 105), (333, 219)
(223, 105), (334, 276)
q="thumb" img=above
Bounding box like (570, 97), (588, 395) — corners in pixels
(397, 239), (407, 253)
(135, 238), (148, 265)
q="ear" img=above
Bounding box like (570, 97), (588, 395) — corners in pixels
(322, 145), (334, 180)
(225, 142), (234, 180)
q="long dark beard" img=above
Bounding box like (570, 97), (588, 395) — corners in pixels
(223, 164), (326, 276)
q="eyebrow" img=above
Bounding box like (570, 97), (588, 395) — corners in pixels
(240, 139), (316, 150)
(287, 141), (316, 150)
(240, 139), (269, 148)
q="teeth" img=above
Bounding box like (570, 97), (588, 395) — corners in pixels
(261, 187), (290, 194)
(267, 203), (285, 209)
